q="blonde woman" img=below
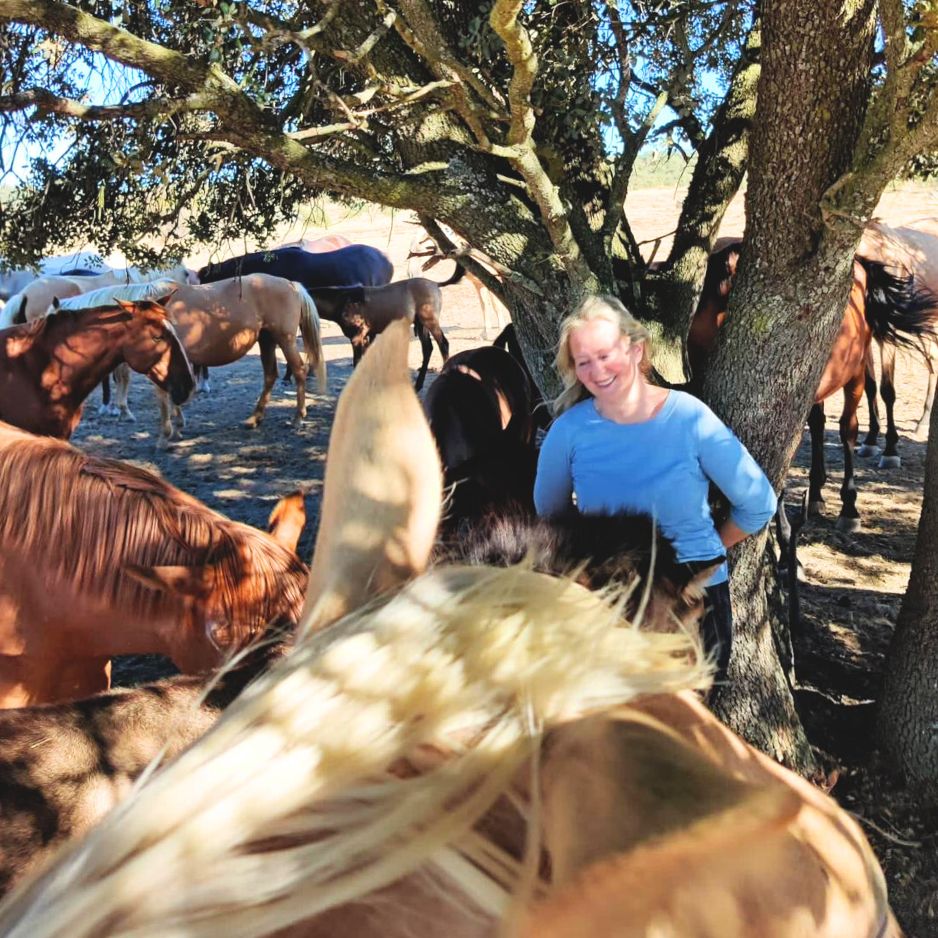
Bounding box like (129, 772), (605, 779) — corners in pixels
(534, 295), (776, 690)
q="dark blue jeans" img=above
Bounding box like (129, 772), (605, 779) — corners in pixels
(701, 581), (733, 691)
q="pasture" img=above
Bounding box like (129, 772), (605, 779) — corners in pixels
(61, 182), (938, 931)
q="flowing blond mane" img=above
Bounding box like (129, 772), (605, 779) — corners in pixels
(0, 424), (306, 636)
(52, 279), (178, 313)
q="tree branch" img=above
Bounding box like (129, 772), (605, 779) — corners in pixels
(0, 89), (201, 122)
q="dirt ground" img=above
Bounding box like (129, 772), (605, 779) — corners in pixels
(71, 181), (938, 935)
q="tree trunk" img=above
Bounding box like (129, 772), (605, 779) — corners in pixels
(877, 389), (938, 806)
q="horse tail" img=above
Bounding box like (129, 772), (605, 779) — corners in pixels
(437, 261), (467, 288)
(296, 283), (327, 392)
(860, 257), (938, 352)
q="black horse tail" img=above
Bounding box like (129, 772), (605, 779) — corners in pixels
(859, 256), (938, 348)
(437, 262), (467, 287)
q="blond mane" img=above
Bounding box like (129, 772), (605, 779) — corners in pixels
(0, 424), (306, 636)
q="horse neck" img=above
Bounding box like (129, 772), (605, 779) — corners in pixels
(44, 311), (131, 401)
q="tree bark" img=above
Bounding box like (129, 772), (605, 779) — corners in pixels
(877, 386), (938, 806)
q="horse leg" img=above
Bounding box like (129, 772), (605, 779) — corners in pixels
(856, 358), (880, 458)
(879, 342), (901, 469)
(277, 335), (308, 426)
(197, 365), (212, 394)
(914, 339), (936, 435)
(113, 362), (135, 422)
(155, 388), (176, 449)
(412, 320), (434, 392)
(807, 402), (827, 517)
(245, 331), (278, 429)
(835, 374), (865, 533)
(98, 371), (114, 416)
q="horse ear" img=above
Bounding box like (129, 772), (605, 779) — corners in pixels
(267, 490), (306, 554)
(301, 318), (443, 634)
(125, 564), (218, 600)
(52, 297), (61, 310)
(154, 289), (178, 307)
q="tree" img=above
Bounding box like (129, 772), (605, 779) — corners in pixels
(0, 0), (935, 770)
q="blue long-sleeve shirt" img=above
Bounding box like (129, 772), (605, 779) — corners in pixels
(533, 390), (777, 585)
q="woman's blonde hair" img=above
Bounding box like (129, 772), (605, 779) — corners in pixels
(552, 295), (653, 415)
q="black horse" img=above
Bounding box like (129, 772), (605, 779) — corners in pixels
(198, 244), (393, 290)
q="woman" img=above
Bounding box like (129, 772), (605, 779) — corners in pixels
(534, 295), (777, 690)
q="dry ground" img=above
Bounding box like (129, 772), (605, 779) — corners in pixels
(71, 181), (938, 935)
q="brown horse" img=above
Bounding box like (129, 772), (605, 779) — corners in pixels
(0, 423), (308, 707)
(113, 275), (326, 445)
(308, 277), (449, 390)
(691, 242), (937, 530)
(0, 493), (306, 898)
(0, 301), (194, 440)
(0, 322), (894, 938)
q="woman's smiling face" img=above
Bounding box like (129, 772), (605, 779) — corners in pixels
(569, 318), (644, 403)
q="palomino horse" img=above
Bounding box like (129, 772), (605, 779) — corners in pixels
(0, 492), (307, 898)
(0, 301), (194, 439)
(277, 234), (353, 253)
(119, 275), (327, 446)
(408, 232), (510, 339)
(424, 344), (538, 534)
(0, 322), (895, 938)
(0, 424), (308, 708)
(306, 278), (449, 389)
(857, 219), (938, 461)
(691, 242), (937, 531)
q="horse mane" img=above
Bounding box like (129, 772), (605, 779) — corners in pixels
(0, 426), (307, 636)
(55, 279), (177, 311)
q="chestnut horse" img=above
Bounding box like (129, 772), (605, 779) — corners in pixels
(0, 301), (194, 439)
(691, 242), (937, 530)
(0, 493), (306, 898)
(112, 275), (326, 445)
(0, 322), (894, 938)
(857, 219), (938, 462)
(0, 423), (308, 707)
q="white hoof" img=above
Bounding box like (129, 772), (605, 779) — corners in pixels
(118, 408), (136, 423)
(835, 516), (862, 534)
(856, 444), (880, 458)
(878, 455), (901, 469)
(197, 379), (212, 394)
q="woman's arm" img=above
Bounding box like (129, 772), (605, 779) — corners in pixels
(533, 420), (574, 517)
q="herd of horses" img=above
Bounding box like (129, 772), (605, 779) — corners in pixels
(0, 218), (934, 934)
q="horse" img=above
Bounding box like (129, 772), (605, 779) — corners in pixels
(306, 278), (449, 389)
(0, 321), (895, 938)
(1, 265), (194, 328)
(0, 492), (306, 898)
(492, 322), (553, 432)
(0, 253), (111, 302)
(277, 234), (353, 253)
(691, 241), (938, 531)
(407, 232), (510, 340)
(197, 244), (393, 291)
(424, 344), (537, 533)
(856, 219), (938, 462)
(109, 276), (326, 446)
(0, 301), (194, 440)
(0, 423), (309, 708)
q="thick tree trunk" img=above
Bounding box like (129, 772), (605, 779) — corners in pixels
(701, 0), (876, 772)
(877, 392), (938, 805)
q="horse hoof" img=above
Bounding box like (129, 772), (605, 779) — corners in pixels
(807, 500), (825, 518)
(878, 455), (901, 469)
(835, 516), (862, 534)
(243, 417), (260, 430)
(856, 444), (880, 458)
(119, 410), (137, 423)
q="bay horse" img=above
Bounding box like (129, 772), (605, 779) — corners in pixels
(0, 423), (309, 708)
(407, 232), (510, 339)
(0, 301), (194, 440)
(857, 219), (938, 460)
(424, 344), (537, 533)
(306, 278), (449, 389)
(0, 321), (895, 938)
(113, 275), (327, 446)
(0, 492), (306, 898)
(691, 242), (938, 531)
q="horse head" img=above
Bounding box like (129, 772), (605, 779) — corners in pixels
(116, 297), (195, 406)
